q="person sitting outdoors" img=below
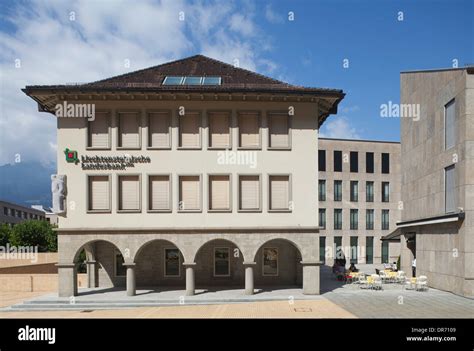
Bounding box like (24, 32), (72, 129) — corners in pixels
(348, 262), (359, 273)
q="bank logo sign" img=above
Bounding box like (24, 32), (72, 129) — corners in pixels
(64, 148), (79, 164)
(64, 148), (150, 170)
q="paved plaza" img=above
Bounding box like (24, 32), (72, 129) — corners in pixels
(0, 265), (472, 318)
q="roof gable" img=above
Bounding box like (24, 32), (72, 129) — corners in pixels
(87, 54), (289, 88)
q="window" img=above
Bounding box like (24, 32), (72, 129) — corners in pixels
(366, 237), (374, 264)
(445, 165), (456, 213)
(269, 175), (291, 211)
(208, 112), (231, 149)
(334, 209), (342, 230)
(318, 180), (326, 201)
(88, 175), (110, 212)
(148, 111), (171, 149)
(366, 152), (374, 173)
(350, 151), (358, 172)
(350, 181), (358, 202)
(238, 175), (261, 211)
(445, 99), (456, 150)
(179, 112), (201, 148)
(382, 182), (390, 202)
(350, 209), (358, 230)
(87, 112), (110, 149)
(333, 150), (342, 172)
(148, 175), (171, 212)
(319, 237), (326, 264)
(381, 241), (389, 264)
(114, 250), (126, 277)
(209, 175), (231, 211)
(162, 76), (184, 85)
(334, 180), (342, 201)
(350, 237), (358, 264)
(382, 209), (390, 230)
(318, 150), (326, 171)
(319, 208), (326, 229)
(162, 76), (222, 86)
(214, 248), (230, 276)
(238, 112), (260, 148)
(202, 76), (222, 85)
(118, 112), (140, 149)
(3, 207), (8, 216)
(366, 181), (374, 202)
(178, 175), (201, 212)
(268, 113), (290, 149)
(366, 209), (374, 230)
(164, 248), (180, 277)
(263, 248), (278, 276)
(381, 153), (390, 174)
(183, 76), (202, 85)
(118, 175), (141, 212)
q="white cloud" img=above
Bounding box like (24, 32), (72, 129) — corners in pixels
(0, 0), (276, 165)
(264, 4), (284, 24)
(319, 116), (362, 139)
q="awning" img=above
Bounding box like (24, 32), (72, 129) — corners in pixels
(396, 211), (464, 228)
(381, 228), (402, 241)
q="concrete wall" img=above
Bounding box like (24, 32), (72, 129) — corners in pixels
(400, 68), (474, 297)
(318, 138), (402, 265)
(0, 274), (87, 292)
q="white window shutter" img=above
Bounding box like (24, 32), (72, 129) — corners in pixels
(149, 112), (170, 148)
(180, 113), (200, 147)
(150, 175), (170, 210)
(240, 176), (260, 210)
(210, 175), (230, 210)
(269, 114), (289, 148)
(270, 176), (289, 210)
(89, 176), (110, 210)
(88, 112), (109, 148)
(119, 113), (140, 148)
(239, 113), (259, 147)
(119, 176), (140, 210)
(180, 176), (200, 210)
(209, 112), (230, 148)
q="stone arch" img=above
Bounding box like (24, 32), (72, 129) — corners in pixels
(252, 238), (304, 288)
(193, 238), (246, 288)
(192, 238), (247, 263)
(251, 237), (305, 263)
(72, 239), (125, 264)
(133, 238), (184, 263)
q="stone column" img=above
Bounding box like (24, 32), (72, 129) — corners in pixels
(243, 262), (256, 295)
(86, 260), (98, 288)
(124, 263), (136, 296)
(183, 262), (196, 296)
(57, 263), (78, 297)
(301, 261), (321, 295)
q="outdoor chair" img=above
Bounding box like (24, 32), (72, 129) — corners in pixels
(379, 270), (387, 283)
(416, 275), (429, 291)
(372, 274), (383, 290)
(405, 277), (416, 290)
(358, 274), (369, 289)
(397, 271), (406, 284)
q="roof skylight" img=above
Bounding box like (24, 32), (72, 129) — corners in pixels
(162, 76), (221, 86)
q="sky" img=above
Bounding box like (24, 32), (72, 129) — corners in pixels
(0, 0), (472, 166)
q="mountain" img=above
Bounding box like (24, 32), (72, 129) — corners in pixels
(0, 161), (56, 207)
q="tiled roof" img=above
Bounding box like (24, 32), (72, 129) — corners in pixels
(23, 54), (344, 95)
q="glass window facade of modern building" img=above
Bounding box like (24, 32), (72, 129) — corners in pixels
(381, 209), (390, 230)
(350, 209), (358, 230)
(350, 181), (358, 202)
(366, 181), (374, 202)
(366, 209), (374, 230)
(318, 180), (326, 201)
(334, 209), (342, 230)
(334, 180), (342, 201)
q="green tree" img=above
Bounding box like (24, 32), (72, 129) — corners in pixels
(0, 224), (12, 246)
(9, 220), (57, 252)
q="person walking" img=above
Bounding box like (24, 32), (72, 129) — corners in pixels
(412, 257), (416, 277)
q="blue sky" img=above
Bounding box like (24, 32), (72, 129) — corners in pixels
(0, 0), (472, 165)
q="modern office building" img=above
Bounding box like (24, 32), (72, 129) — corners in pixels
(23, 55), (344, 297)
(398, 66), (473, 297)
(318, 138), (401, 266)
(0, 200), (47, 227)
